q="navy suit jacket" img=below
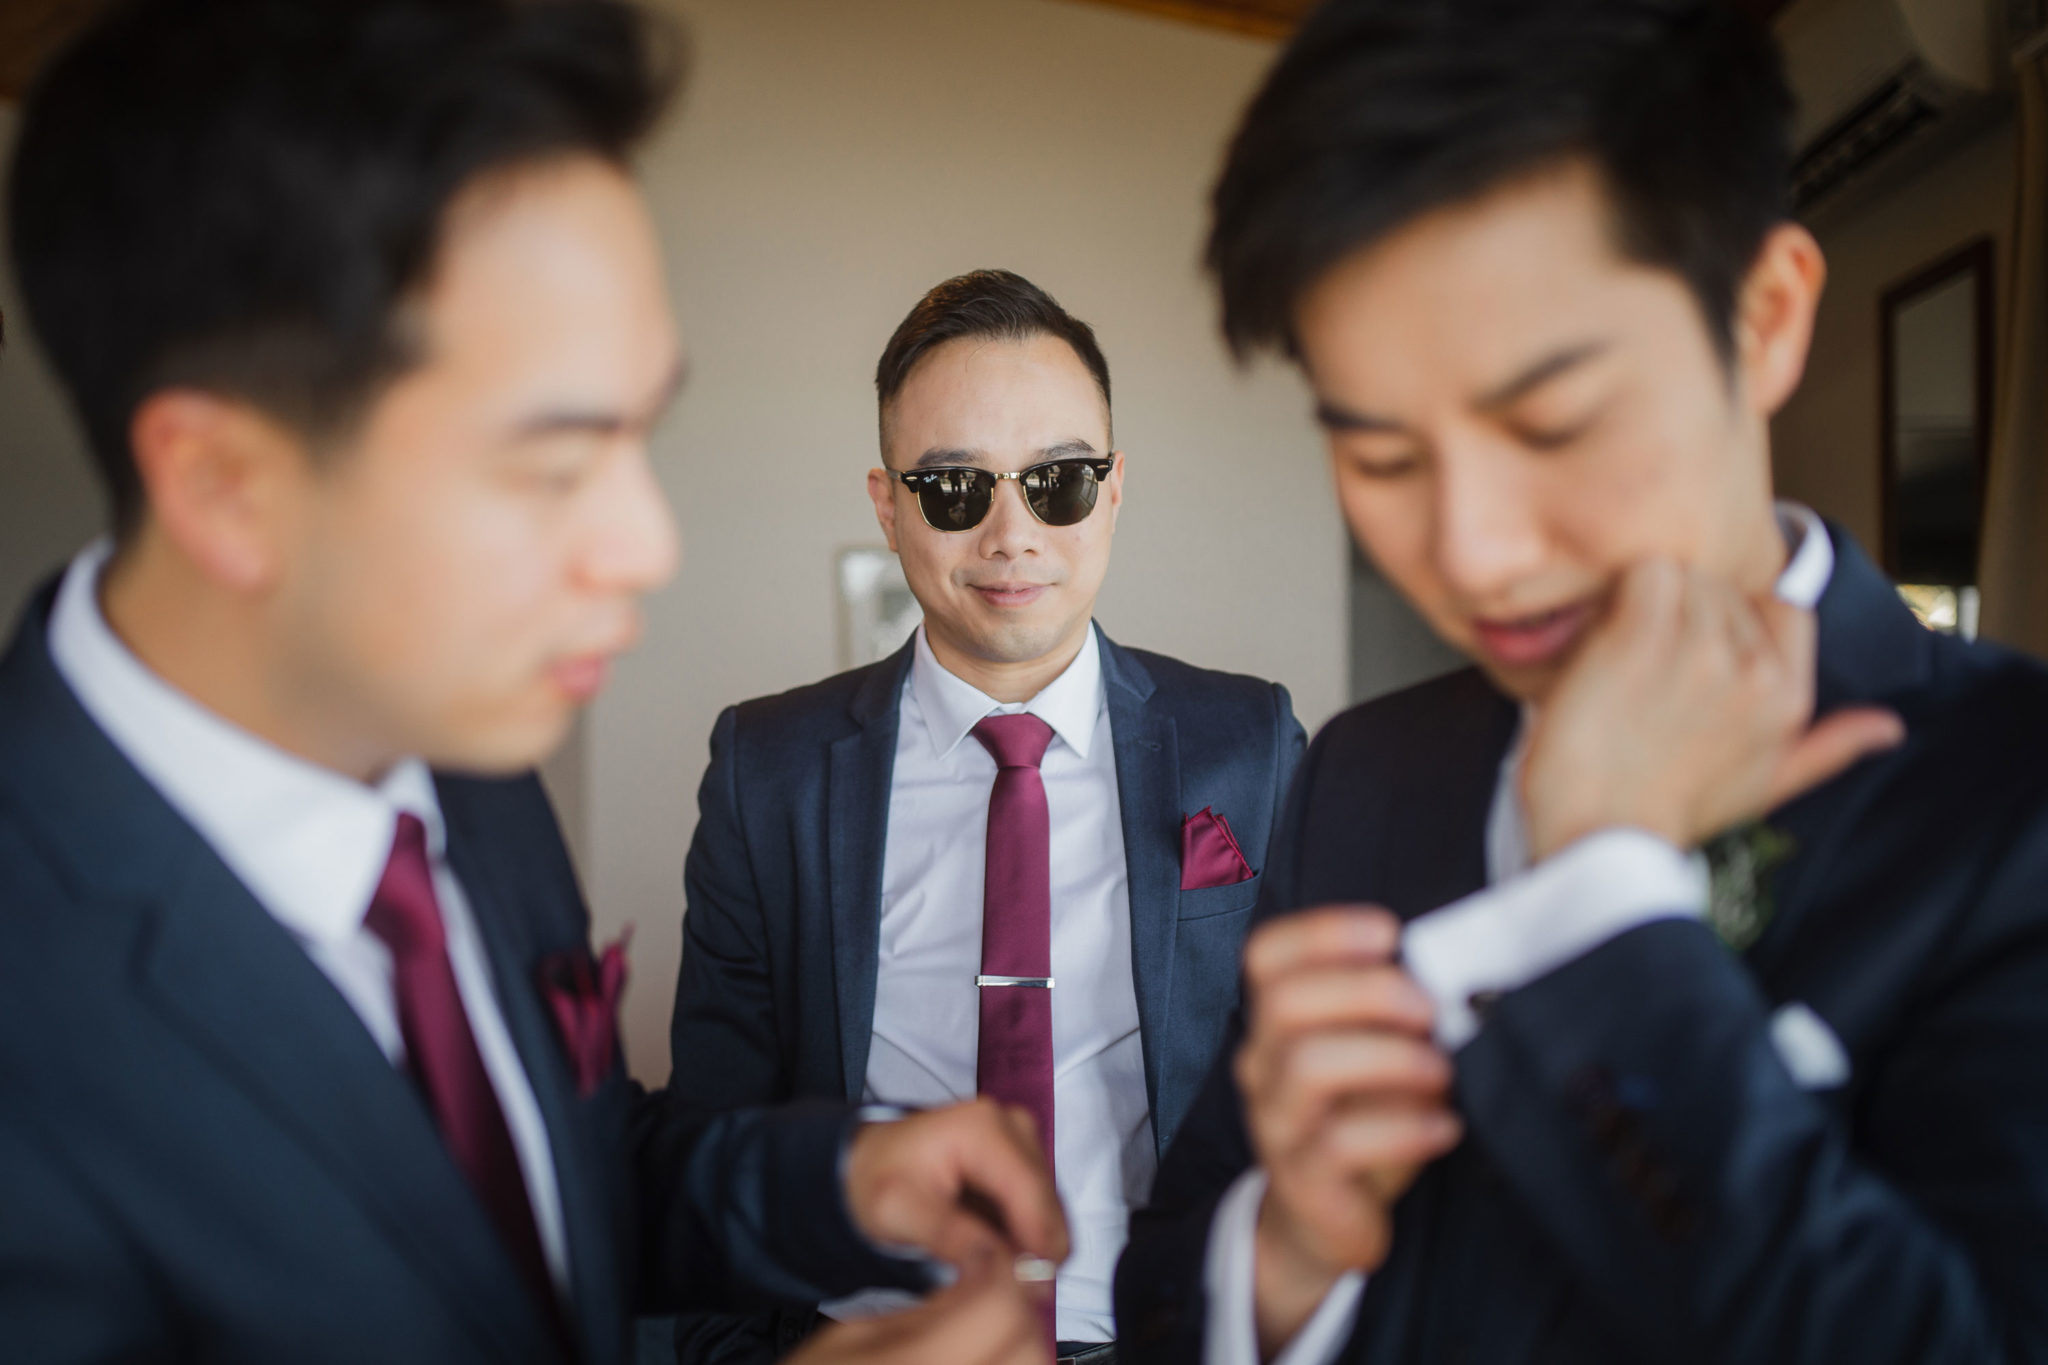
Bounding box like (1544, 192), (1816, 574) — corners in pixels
(1117, 531), (2048, 1363)
(0, 584), (917, 1365)
(668, 629), (1305, 1360)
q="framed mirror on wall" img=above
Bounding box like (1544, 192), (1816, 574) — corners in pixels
(1880, 236), (1995, 638)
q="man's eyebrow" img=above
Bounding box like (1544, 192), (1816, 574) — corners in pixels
(510, 358), (690, 440)
(1474, 341), (1609, 412)
(1035, 438), (1101, 460)
(913, 447), (988, 469)
(1313, 399), (1406, 434)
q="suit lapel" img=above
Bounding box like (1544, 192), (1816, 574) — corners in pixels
(1099, 633), (1179, 1132)
(1377, 670), (1517, 918)
(827, 645), (912, 1102)
(136, 857), (552, 1363)
(440, 788), (622, 1365)
(1748, 526), (1934, 978)
(0, 592), (550, 1365)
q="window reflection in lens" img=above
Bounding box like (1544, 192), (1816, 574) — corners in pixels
(1025, 460), (1101, 526)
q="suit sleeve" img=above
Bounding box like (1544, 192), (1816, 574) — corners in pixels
(669, 706), (788, 1122)
(1453, 794), (2048, 1362)
(631, 1096), (927, 1315)
(637, 709), (927, 1330)
(1116, 719), (1326, 1363)
(0, 1117), (180, 1363)
(1270, 683), (1308, 837)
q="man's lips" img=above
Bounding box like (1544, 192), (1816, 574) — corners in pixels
(971, 583), (1051, 608)
(1471, 600), (1596, 669)
(549, 652), (616, 703)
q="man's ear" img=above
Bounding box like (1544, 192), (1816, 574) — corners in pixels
(866, 465), (900, 553)
(128, 390), (307, 593)
(1734, 223), (1827, 420)
(1104, 449), (1127, 532)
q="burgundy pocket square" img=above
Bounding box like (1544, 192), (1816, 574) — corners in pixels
(1181, 807), (1256, 891)
(538, 931), (630, 1098)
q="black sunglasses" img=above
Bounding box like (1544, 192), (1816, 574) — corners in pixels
(888, 458), (1115, 532)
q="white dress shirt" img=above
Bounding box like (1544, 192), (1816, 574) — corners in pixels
(45, 540), (571, 1291)
(1203, 505), (1836, 1365)
(828, 623), (1151, 1342)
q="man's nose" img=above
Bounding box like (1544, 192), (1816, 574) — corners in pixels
(974, 476), (1042, 558)
(1431, 437), (1549, 602)
(582, 445), (682, 594)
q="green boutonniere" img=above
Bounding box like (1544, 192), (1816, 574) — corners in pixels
(1703, 821), (1797, 951)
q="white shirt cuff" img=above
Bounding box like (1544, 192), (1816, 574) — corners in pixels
(1402, 828), (1708, 1050)
(1202, 1168), (1364, 1365)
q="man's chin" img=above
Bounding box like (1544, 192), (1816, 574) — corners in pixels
(956, 615), (1083, 670)
(1472, 655), (1560, 707)
(419, 706), (577, 777)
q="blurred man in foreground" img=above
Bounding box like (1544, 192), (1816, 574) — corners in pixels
(1118, 1), (2048, 1361)
(0, 3), (1059, 1362)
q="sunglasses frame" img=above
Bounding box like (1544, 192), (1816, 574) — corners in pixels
(888, 456), (1117, 532)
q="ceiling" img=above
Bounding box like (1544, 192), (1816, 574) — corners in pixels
(1074, 0), (1798, 41)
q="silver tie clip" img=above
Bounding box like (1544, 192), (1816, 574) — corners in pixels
(976, 975), (1054, 988)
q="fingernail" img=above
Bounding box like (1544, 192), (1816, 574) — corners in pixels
(1013, 1254), (1057, 1283)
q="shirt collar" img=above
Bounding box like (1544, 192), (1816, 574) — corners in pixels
(45, 539), (445, 948)
(1774, 500), (1834, 611)
(908, 622), (1105, 761)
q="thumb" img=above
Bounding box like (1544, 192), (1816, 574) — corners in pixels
(1765, 706), (1905, 810)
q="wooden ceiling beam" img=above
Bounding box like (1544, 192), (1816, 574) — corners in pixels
(0, 0), (103, 102)
(1066, 0), (1801, 43)
(1060, 0), (1313, 41)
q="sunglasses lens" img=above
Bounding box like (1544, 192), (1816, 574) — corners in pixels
(914, 468), (995, 530)
(1023, 461), (1102, 527)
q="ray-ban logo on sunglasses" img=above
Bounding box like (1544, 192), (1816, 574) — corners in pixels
(890, 457), (1114, 531)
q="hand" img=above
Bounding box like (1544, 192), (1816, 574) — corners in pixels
(788, 1249), (1051, 1365)
(1523, 559), (1904, 861)
(844, 1098), (1068, 1272)
(1234, 907), (1462, 1354)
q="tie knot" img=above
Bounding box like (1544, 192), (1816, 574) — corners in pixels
(973, 713), (1055, 770)
(364, 812), (445, 959)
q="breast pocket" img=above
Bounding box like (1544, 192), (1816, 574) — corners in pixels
(1177, 872), (1263, 921)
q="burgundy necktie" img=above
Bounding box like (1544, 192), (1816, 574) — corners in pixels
(972, 716), (1058, 1343)
(366, 815), (555, 1315)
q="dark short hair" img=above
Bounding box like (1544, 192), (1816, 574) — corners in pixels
(8, 0), (679, 536)
(874, 269), (1113, 450)
(1208, 0), (1793, 363)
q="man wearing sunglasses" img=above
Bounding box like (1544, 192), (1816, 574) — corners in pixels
(668, 269), (1307, 1364)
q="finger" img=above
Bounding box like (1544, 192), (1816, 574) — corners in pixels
(1710, 578), (1767, 668)
(914, 1200), (1014, 1273)
(1612, 557), (1683, 643)
(1254, 1033), (1454, 1150)
(1765, 706), (1906, 809)
(951, 1102), (1070, 1264)
(1244, 906), (1401, 987)
(882, 1266), (1045, 1365)
(1318, 1102), (1465, 1171)
(1250, 962), (1436, 1041)
(1756, 594), (1819, 692)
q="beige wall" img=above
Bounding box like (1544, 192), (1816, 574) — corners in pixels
(0, 105), (102, 632)
(595, 0), (1340, 1081)
(1773, 117), (2018, 552)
